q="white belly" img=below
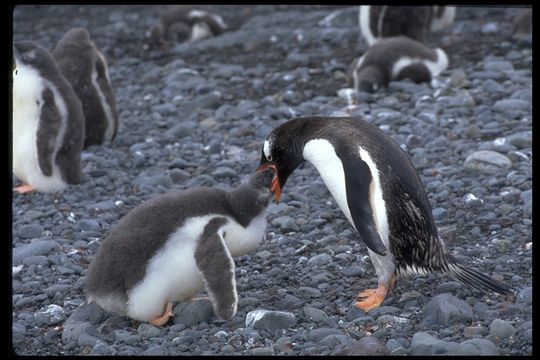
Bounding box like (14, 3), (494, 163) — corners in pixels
(12, 64), (67, 192)
(126, 213), (267, 322)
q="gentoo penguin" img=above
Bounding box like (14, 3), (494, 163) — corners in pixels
(52, 27), (119, 148)
(347, 36), (449, 93)
(12, 40), (85, 193)
(513, 9), (532, 39)
(145, 5), (228, 48)
(258, 117), (513, 311)
(359, 6), (456, 46)
(85, 169), (273, 325)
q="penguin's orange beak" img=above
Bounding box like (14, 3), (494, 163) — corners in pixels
(256, 163), (282, 202)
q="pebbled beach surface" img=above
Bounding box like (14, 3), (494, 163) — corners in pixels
(12, 5), (531, 356)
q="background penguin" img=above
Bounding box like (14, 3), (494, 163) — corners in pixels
(257, 117), (513, 311)
(359, 6), (456, 46)
(347, 36), (449, 93)
(85, 169), (273, 325)
(53, 27), (119, 148)
(145, 5), (228, 48)
(12, 40), (85, 193)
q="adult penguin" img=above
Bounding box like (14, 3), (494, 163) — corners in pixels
(257, 116), (513, 311)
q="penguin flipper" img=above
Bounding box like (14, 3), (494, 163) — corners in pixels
(338, 148), (388, 256)
(36, 87), (62, 177)
(194, 217), (238, 321)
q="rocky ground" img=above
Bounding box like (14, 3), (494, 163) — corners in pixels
(12, 5), (532, 356)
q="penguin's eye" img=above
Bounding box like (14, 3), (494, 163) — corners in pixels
(266, 154), (273, 161)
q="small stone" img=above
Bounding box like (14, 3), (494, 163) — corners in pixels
(245, 309), (296, 331)
(464, 150), (512, 174)
(488, 318), (515, 340)
(140, 345), (163, 355)
(89, 343), (112, 355)
(516, 287), (532, 305)
(409, 332), (459, 355)
(211, 166), (238, 179)
(13, 240), (60, 264)
(463, 326), (488, 338)
(78, 219), (100, 232)
(421, 293), (473, 327)
(249, 347), (275, 356)
(341, 266), (364, 277)
(306, 328), (342, 341)
(35, 304), (65, 325)
(306, 253), (332, 267)
(348, 336), (390, 356)
(432, 207), (448, 220)
(303, 306), (332, 324)
(493, 99), (531, 112)
(436, 281), (462, 294)
(18, 224), (45, 239)
(173, 299), (214, 327)
(458, 339), (499, 355)
(137, 323), (161, 338)
(271, 216), (299, 232)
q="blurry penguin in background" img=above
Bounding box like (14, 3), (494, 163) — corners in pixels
(513, 8), (532, 41)
(348, 36), (448, 93)
(359, 6), (456, 46)
(12, 41), (85, 193)
(53, 27), (119, 148)
(144, 5), (228, 49)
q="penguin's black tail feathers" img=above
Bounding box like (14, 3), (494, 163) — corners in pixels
(446, 262), (514, 295)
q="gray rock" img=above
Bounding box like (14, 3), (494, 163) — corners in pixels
(22, 255), (49, 266)
(166, 122), (197, 138)
(173, 299), (214, 327)
(34, 304), (65, 325)
(483, 60), (514, 72)
(77, 333), (102, 347)
(436, 281), (462, 294)
(386, 338), (409, 355)
(458, 339), (499, 355)
(516, 286), (532, 305)
(432, 207), (448, 220)
(321, 334), (355, 348)
(303, 306), (333, 324)
(341, 266), (364, 277)
(140, 345), (164, 355)
(488, 318), (515, 340)
(137, 323), (161, 338)
(297, 286), (322, 298)
(348, 336), (390, 356)
(13, 240), (60, 264)
(507, 131), (532, 149)
(89, 342), (112, 355)
(62, 321), (94, 343)
(306, 328), (342, 341)
(493, 99), (531, 112)
(18, 224), (45, 239)
(421, 293), (473, 327)
(409, 332), (459, 356)
(249, 347), (275, 356)
(67, 302), (107, 324)
(43, 284), (71, 297)
(245, 309), (296, 331)
(271, 216), (299, 232)
(463, 325), (488, 338)
(133, 174), (173, 190)
(78, 219), (100, 232)
(464, 150), (512, 174)
(306, 253), (332, 267)
(211, 166), (238, 179)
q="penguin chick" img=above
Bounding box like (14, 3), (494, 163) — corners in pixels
(85, 169), (274, 325)
(359, 6), (456, 46)
(12, 40), (84, 193)
(258, 116), (513, 311)
(349, 36), (448, 93)
(53, 27), (119, 148)
(145, 5), (228, 48)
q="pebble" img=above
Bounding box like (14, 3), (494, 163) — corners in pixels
(409, 332), (459, 356)
(348, 336), (390, 356)
(245, 309), (296, 331)
(458, 339), (499, 355)
(516, 287), (532, 305)
(34, 305), (65, 325)
(421, 293), (473, 327)
(306, 253), (332, 267)
(173, 300), (214, 327)
(137, 323), (161, 338)
(17, 224), (45, 239)
(487, 318), (516, 341)
(13, 240), (60, 264)
(464, 150), (512, 174)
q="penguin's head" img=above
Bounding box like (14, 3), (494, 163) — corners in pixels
(257, 119), (309, 202)
(13, 41), (55, 72)
(356, 65), (385, 93)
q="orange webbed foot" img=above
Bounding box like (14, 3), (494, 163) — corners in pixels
(149, 302), (174, 326)
(14, 184), (36, 194)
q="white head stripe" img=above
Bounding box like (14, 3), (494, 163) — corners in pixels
(263, 140), (271, 159)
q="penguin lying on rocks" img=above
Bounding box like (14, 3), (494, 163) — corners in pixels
(359, 5), (456, 46)
(258, 116), (513, 311)
(348, 36), (448, 93)
(53, 27), (119, 148)
(85, 169), (273, 325)
(145, 5), (228, 49)
(12, 40), (84, 193)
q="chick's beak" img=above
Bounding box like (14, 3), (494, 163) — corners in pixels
(256, 163), (282, 202)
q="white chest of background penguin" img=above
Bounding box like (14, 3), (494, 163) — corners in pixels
(85, 170), (273, 326)
(53, 27), (119, 148)
(258, 117), (513, 311)
(12, 40), (85, 194)
(348, 36), (448, 93)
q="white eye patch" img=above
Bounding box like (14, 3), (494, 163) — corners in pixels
(263, 140), (272, 161)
